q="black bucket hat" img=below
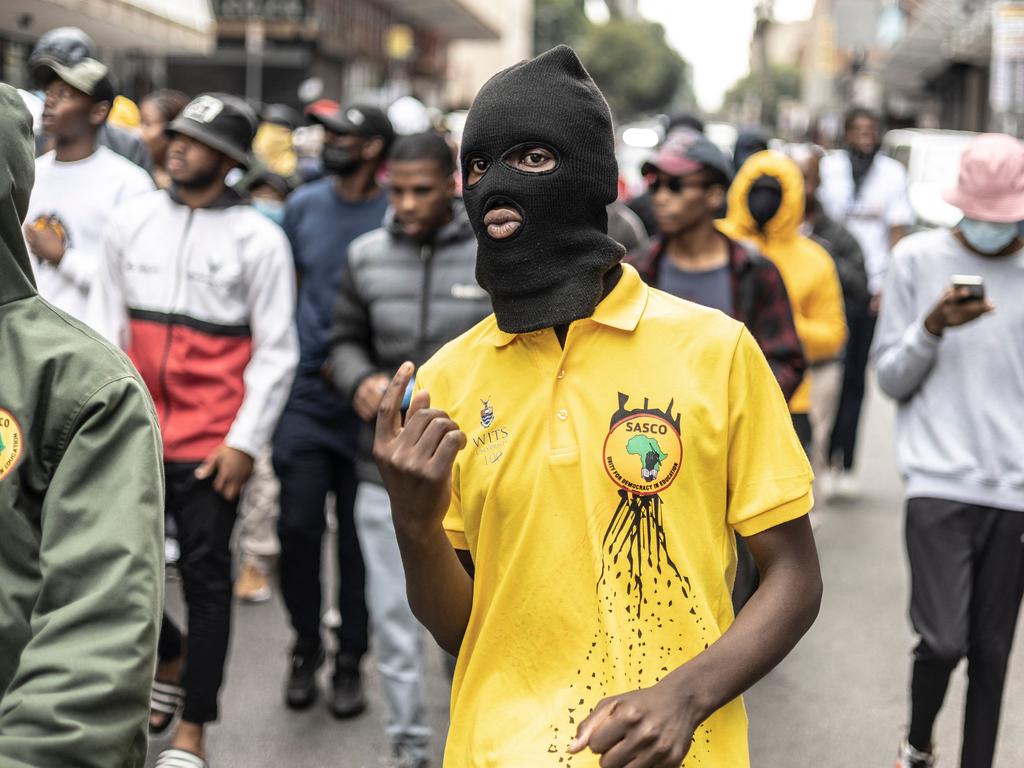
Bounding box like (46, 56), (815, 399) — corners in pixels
(166, 93), (258, 168)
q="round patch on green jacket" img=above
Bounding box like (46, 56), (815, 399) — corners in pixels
(0, 407), (24, 480)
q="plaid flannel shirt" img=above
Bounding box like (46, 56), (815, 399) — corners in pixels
(626, 235), (806, 402)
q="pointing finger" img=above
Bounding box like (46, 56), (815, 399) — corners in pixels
(376, 362), (415, 442)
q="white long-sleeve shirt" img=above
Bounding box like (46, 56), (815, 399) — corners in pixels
(25, 147), (153, 321)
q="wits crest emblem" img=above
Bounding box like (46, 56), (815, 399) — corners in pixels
(479, 398), (495, 429)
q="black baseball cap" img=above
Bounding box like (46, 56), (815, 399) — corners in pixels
(310, 103), (395, 147)
(166, 93), (258, 168)
(30, 27), (116, 102)
(642, 128), (734, 184)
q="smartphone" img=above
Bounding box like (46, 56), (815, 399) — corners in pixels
(952, 275), (985, 303)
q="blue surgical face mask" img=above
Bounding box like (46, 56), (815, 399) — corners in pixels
(253, 197), (286, 226)
(959, 217), (1018, 254)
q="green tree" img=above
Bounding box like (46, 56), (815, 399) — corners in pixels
(723, 65), (801, 126)
(534, 0), (590, 54)
(576, 19), (688, 121)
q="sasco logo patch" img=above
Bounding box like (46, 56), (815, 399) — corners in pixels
(602, 399), (682, 496)
(0, 408), (24, 481)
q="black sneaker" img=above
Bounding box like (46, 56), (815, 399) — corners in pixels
(329, 653), (366, 718)
(285, 645), (324, 710)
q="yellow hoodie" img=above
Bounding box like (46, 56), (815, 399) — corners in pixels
(718, 149), (847, 414)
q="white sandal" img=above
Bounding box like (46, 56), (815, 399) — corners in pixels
(149, 680), (184, 735)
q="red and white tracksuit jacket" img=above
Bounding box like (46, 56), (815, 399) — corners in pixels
(89, 188), (299, 463)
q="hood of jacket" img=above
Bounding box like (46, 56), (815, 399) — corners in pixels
(721, 149), (806, 252)
(0, 84), (38, 307)
(384, 198), (475, 248)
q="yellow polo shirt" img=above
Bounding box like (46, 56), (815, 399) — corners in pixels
(417, 264), (813, 767)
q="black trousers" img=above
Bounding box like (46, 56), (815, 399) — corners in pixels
(274, 410), (368, 659)
(905, 497), (1024, 767)
(158, 462), (239, 725)
(829, 309), (875, 471)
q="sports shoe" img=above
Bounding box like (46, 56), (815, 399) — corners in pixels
(389, 743), (430, 768)
(285, 645), (324, 709)
(234, 562), (272, 603)
(329, 653), (366, 718)
(896, 740), (936, 767)
(833, 470), (861, 501)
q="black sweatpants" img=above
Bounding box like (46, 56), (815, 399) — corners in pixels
(829, 309), (875, 470)
(158, 462), (239, 724)
(274, 409), (367, 659)
(905, 497), (1024, 767)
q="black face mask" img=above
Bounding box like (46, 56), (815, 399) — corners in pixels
(322, 144), (361, 177)
(848, 145), (878, 192)
(747, 176), (783, 230)
(460, 46), (624, 334)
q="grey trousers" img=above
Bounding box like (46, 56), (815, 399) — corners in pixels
(237, 448), (280, 565)
(355, 482), (431, 758)
(905, 497), (1024, 767)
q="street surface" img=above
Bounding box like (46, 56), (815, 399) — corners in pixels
(149, 381), (1024, 767)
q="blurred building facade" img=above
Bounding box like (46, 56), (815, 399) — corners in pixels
(167, 0), (499, 109)
(0, 0), (215, 97)
(445, 0), (533, 109)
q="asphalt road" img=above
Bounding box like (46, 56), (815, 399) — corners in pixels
(148, 381), (1024, 767)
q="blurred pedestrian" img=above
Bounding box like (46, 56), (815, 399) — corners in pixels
(231, 169), (295, 605)
(718, 150), (847, 454)
(328, 130), (490, 768)
(89, 93), (299, 768)
(874, 133), (1024, 768)
(629, 128), (805, 612)
(0, 82), (164, 768)
(23, 28), (154, 322)
(732, 127), (769, 172)
(819, 107), (913, 498)
(273, 103), (394, 717)
(791, 144), (870, 476)
(626, 111), (707, 237)
(108, 95), (141, 133)
(606, 199), (648, 253)
(140, 89), (190, 189)
(373, 45), (822, 768)
(252, 104), (300, 180)
(29, 27), (153, 172)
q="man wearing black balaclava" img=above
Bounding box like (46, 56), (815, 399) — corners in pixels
(372, 46), (823, 768)
(272, 103), (394, 717)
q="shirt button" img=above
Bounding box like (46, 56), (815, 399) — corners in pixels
(557, 369), (566, 380)
(557, 409), (568, 421)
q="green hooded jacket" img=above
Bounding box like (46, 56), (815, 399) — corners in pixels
(0, 84), (164, 767)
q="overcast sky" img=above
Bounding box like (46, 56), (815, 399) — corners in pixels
(637, 0), (816, 112)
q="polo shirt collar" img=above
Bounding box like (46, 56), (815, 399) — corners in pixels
(491, 264), (648, 346)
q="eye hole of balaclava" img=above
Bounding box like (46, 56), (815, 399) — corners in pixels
(748, 175), (783, 230)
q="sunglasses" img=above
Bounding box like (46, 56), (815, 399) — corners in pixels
(647, 176), (709, 194)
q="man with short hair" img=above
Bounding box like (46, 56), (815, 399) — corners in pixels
(90, 93), (299, 768)
(373, 46), (823, 767)
(328, 130), (490, 768)
(0, 83), (164, 768)
(23, 29), (153, 322)
(273, 103), (394, 716)
(819, 107), (913, 495)
(874, 133), (1024, 768)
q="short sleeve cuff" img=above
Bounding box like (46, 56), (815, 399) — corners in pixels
(733, 487), (814, 538)
(444, 527), (469, 550)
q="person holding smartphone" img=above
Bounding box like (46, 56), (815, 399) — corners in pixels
(873, 133), (1024, 768)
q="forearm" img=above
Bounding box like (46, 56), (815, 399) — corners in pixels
(395, 525), (473, 656)
(874, 321), (939, 400)
(663, 519), (822, 722)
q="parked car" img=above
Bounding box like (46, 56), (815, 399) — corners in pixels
(883, 128), (977, 228)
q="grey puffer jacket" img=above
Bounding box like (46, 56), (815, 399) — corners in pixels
(328, 199), (492, 481)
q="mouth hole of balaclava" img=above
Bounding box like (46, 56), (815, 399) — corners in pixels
(499, 142), (562, 178)
(481, 194), (527, 243)
(748, 175), (783, 230)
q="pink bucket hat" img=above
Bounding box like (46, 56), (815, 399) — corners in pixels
(943, 133), (1024, 223)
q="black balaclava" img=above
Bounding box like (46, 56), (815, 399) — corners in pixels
(748, 175), (783, 230)
(460, 45), (624, 334)
(848, 144), (878, 193)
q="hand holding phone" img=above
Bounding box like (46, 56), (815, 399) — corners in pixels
(924, 276), (994, 336)
(951, 274), (985, 303)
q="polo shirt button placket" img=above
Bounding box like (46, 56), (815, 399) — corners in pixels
(557, 408), (568, 421)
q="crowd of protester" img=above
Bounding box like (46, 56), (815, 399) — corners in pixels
(1, 25), (1023, 768)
